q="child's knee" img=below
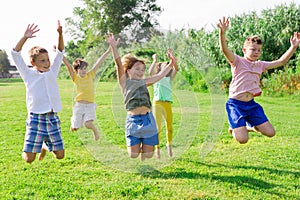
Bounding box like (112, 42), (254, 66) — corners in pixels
(233, 132), (249, 144)
(143, 152), (154, 159)
(22, 152), (36, 163)
(265, 130), (275, 137)
(85, 120), (94, 128)
(54, 150), (65, 159)
(128, 152), (140, 158)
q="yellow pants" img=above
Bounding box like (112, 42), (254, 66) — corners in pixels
(153, 101), (173, 148)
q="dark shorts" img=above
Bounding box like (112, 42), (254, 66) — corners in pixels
(125, 112), (158, 146)
(226, 98), (268, 129)
(23, 112), (64, 153)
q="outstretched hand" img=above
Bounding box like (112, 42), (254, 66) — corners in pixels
(24, 24), (40, 39)
(167, 49), (176, 65)
(290, 32), (300, 47)
(106, 33), (120, 47)
(57, 20), (63, 34)
(218, 17), (230, 33)
(152, 54), (157, 61)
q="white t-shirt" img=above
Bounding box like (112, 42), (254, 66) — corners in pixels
(11, 49), (64, 114)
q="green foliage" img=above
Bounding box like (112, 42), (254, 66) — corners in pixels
(0, 49), (10, 73)
(65, 0), (162, 55)
(62, 2), (300, 95)
(188, 3), (300, 94)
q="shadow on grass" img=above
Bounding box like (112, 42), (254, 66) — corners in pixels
(140, 162), (299, 199)
(197, 162), (300, 178)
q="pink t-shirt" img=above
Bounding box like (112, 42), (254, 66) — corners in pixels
(229, 55), (271, 99)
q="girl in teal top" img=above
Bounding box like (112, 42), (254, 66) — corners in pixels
(148, 53), (179, 159)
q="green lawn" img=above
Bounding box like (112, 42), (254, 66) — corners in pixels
(0, 79), (299, 199)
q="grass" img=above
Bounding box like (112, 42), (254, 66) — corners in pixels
(0, 79), (299, 199)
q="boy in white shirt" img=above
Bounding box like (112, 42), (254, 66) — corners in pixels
(11, 21), (65, 163)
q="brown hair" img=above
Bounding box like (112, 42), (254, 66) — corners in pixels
(156, 62), (172, 77)
(28, 46), (48, 62)
(243, 35), (262, 47)
(121, 54), (145, 72)
(72, 57), (88, 71)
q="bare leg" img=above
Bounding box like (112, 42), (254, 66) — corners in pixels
(127, 143), (141, 159)
(156, 147), (161, 159)
(85, 120), (99, 141)
(53, 149), (65, 159)
(232, 126), (249, 144)
(22, 152), (37, 164)
(255, 121), (275, 137)
(141, 144), (155, 161)
(166, 144), (173, 157)
(38, 146), (47, 161)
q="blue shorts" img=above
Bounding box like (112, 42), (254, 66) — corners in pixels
(125, 112), (159, 147)
(23, 112), (64, 153)
(226, 98), (268, 129)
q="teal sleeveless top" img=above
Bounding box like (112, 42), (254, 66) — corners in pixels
(153, 77), (172, 102)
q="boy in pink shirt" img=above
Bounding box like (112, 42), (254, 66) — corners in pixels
(218, 16), (300, 144)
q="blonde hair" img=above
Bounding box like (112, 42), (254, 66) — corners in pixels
(121, 54), (145, 73)
(28, 46), (48, 62)
(243, 35), (262, 47)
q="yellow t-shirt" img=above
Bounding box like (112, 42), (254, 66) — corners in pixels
(73, 70), (95, 102)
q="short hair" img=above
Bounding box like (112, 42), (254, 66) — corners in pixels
(121, 54), (145, 72)
(72, 57), (88, 71)
(28, 46), (48, 62)
(243, 35), (262, 47)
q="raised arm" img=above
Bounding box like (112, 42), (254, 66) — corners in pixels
(13, 24), (40, 52)
(106, 33), (125, 91)
(266, 32), (300, 70)
(91, 47), (111, 73)
(63, 56), (75, 80)
(53, 44), (74, 80)
(145, 49), (176, 86)
(170, 62), (179, 81)
(148, 54), (157, 76)
(57, 20), (64, 52)
(218, 17), (235, 63)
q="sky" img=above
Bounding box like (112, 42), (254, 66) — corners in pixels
(1, 0), (298, 65)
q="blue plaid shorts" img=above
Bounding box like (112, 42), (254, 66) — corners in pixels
(23, 112), (64, 153)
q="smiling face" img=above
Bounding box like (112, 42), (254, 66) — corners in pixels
(31, 53), (51, 72)
(29, 46), (50, 73)
(127, 61), (146, 80)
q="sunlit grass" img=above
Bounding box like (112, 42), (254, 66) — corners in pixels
(0, 79), (299, 199)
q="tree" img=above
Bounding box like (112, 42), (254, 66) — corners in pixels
(65, 0), (162, 56)
(0, 50), (10, 75)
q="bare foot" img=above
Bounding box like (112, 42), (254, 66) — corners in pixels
(167, 145), (173, 157)
(247, 126), (258, 132)
(140, 153), (145, 161)
(156, 148), (161, 159)
(38, 147), (47, 161)
(228, 127), (233, 135)
(70, 126), (78, 132)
